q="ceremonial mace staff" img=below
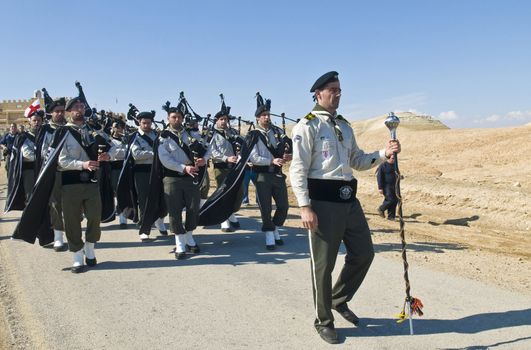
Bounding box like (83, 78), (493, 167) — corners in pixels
(384, 112), (424, 335)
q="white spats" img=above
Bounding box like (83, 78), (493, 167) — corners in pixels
(53, 230), (64, 248)
(84, 242), (95, 259)
(175, 234), (187, 253)
(265, 231), (275, 246)
(228, 214), (238, 224)
(221, 219), (231, 229)
(155, 218), (167, 231)
(72, 249), (84, 268)
(139, 233), (149, 241)
(185, 231), (196, 246)
(273, 227), (281, 241)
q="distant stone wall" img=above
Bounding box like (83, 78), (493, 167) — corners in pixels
(0, 98), (43, 127)
(0, 98), (126, 129)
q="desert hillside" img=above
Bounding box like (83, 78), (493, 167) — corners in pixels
(350, 113), (530, 256)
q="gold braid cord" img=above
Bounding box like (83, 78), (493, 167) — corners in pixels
(392, 156), (424, 323)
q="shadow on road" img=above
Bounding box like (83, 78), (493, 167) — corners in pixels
(440, 335), (531, 349)
(89, 215), (468, 270)
(374, 241), (466, 254)
(336, 308), (531, 340)
(428, 215), (480, 227)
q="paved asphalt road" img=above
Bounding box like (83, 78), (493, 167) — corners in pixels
(0, 192), (530, 349)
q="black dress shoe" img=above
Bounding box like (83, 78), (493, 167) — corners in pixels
(266, 244), (276, 251)
(54, 245), (67, 252)
(71, 265), (85, 274)
(333, 304), (359, 326)
(159, 230), (168, 236)
(221, 227), (235, 233)
(175, 252), (187, 260)
(119, 223), (127, 229)
(85, 257), (97, 267)
(186, 244), (200, 253)
(317, 326), (338, 344)
(230, 221), (240, 228)
(275, 239), (284, 246)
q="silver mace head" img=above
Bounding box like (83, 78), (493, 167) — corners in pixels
(384, 112), (400, 140)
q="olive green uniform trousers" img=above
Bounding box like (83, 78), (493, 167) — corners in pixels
(308, 198), (374, 331)
(163, 176), (200, 235)
(61, 183), (102, 252)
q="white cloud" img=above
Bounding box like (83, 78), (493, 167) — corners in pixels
(486, 114), (501, 122)
(438, 110), (459, 120)
(474, 110), (531, 125)
(506, 110), (531, 120)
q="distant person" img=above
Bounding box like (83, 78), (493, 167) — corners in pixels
(376, 154), (398, 220)
(18, 124), (26, 133)
(241, 166), (257, 205)
(0, 123), (18, 173)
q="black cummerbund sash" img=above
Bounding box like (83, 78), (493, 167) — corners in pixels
(110, 160), (124, 170)
(213, 162), (235, 170)
(133, 164), (151, 172)
(308, 178), (357, 203)
(163, 168), (188, 178)
(253, 165), (281, 174)
(62, 170), (96, 185)
(22, 161), (34, 170)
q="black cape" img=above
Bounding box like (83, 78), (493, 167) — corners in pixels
(34, 124), (54, 176)
(5, 133), (28, 212)
(11, 128), (69, 245)
(116, 132), (140, 223)
(137, 132), (185, 234)
(197, 131), (260, 226)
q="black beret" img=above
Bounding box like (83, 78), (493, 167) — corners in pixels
(65, 96), (83, 111)
(255, 104), (270, 117)
(137, 111), (155, 121)
(46, 97), (66, 112)
(310, 71), (339, 92)
(214, 110), (229, 120)
(167, 107), (182, 115)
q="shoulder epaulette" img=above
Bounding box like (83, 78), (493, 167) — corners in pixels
(304, 113), (316, 121)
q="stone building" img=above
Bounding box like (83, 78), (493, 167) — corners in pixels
(0, 98), (44, 129)
(0, 98), (125, 133)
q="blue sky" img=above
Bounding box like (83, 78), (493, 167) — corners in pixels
(1, 0), (530, 128)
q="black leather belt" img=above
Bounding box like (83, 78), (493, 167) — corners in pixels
(110, 160), (124, 170)
(133, 164), (151, 172)
(308, 178), (357, 203)
(163, 168), (188, 178)
(22, 161), (34, 170)
(62, 170), (96, 185)
(253, 165), (281, 174)
(213, 162), (234, 170)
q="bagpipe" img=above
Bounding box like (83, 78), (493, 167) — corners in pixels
(175, 92), (208, 159)
(254, 92), (294, 157)
(41, 88), (54, 120)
